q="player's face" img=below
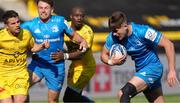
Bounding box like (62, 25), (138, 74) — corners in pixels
(37, 1), (53, 22)
(113, 24), (128, 40)
(6, 17), (21, 36)
(71, 9), (84, 29)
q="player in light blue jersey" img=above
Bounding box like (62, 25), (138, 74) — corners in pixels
(101, 11), (179, 103)
(21, 0), (88, 103)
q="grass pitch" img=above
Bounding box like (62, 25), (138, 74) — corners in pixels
(31, 94), (180, 103)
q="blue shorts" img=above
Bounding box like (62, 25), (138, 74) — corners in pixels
(135, 63), (163, 91)
(28, 60), (65, 91)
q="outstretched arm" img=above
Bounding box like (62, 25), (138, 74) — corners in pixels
(69, 31), (88, 52)
(50, 49), (85, 63)
(51, 42), (86, 62)
(158, 35), (179, 87)
(31, 40), (50, 53)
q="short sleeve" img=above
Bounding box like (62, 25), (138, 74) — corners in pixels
(63, 19), (73, 36)
(105, 32), (116, 51)
(21, 21), (31, 30)
(139, 27), (162, 46)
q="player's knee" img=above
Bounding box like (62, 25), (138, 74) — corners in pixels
(14, 96), (27, 103)
(30, 73), (40, 85)
(48, 98), (58, 103)
(120, 82), (137, 103)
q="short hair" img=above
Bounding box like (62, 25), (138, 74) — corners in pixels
(108, 11), (127, 31)
(71, 6), (85, 15)
(36, 0), (54, 7)
(2, 10), (19, 24)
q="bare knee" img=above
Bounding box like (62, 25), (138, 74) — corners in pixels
(30, 73), (40, 86)
(14, 95), (27, 103)
(48, 90), (60, 103)
(48, 98), (58, 103)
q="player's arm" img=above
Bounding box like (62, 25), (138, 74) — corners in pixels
(31, 41), (50, 53)
(29, 37), (50, 53)
(101, 46), (111, 65)
(63, 19), (88, 52)
(67, 27), (94, 59)
(158, 35), (179, 87)
(51, 49), (85, 62)
(68, 31), (88, 52)
(101, 46), (126, 65)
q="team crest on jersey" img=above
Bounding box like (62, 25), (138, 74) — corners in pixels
(51, 25), (59, 32)
(145, 28), (157, 41)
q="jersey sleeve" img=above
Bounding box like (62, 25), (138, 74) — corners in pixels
(63, 19), (73, 36)
(21, 21), (31, 30)
(105, 32), (115, 51)
(140, 27), (162, 46)
(29, 37), (35, 48)
(24, 29), (34, 48)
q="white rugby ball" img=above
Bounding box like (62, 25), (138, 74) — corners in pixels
(110, 44), (127, 59)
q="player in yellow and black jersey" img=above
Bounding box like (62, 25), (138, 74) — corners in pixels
(0, 10), (49, 103)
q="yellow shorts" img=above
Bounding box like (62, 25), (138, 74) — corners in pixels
(0, 71), (29, 99)
(67, 66), (95, 92)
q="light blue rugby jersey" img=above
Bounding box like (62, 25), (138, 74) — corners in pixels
(21, 15), (73, 63)
(105, 22), (163, 71)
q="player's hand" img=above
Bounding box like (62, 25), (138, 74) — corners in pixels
(43, 40), (50, 49)
(167, 70), (180, 87)
(50, 49), (64, 62)
(79, 39), (88, 52)
(111, 55), (127, 65)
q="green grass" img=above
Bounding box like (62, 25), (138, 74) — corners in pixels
(94, 94), (180, 103)
(31, 94), (180, 103)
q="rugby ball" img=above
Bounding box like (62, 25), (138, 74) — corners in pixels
(110, 44), (127, 59)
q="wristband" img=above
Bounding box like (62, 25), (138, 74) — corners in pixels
(81, 47), (87, 53)
(108, 59), (113, 65)
(64, 53), (69, 60)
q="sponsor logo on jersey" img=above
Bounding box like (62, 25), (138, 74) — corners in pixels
(145, 28), (157, 41)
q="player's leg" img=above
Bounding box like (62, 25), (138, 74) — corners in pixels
(143, 79), (165, 103)
(118, 76), (148, 103)
(118, 63), (163, 103)
(43, 64), (65, 103)
(0, 79), (14, 103)
(13, 95), (27, 103)
(48, 90), (60, 103)
(28, 60), (44, 87)
(144, 87), (165, 103)
(63, 66), (95, 102)
(0, 98), (13, 103)
(25, 60), (44, 102)
(11, 70), (29, 103)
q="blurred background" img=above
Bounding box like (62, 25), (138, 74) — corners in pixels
(0, 0), (180, 102)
